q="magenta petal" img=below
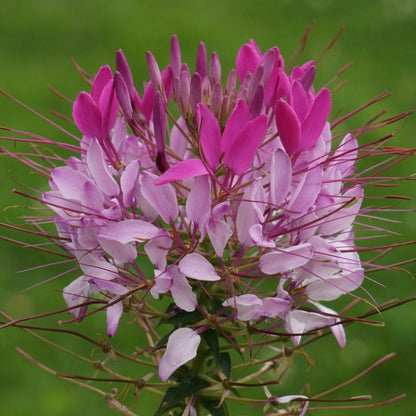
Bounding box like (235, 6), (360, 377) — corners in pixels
(73, 92), (102, 138)
(91, 65), (113, 102)
(98, 79), (119, 138)
(178, 253), (220, 281)
(197, 103), (221, 170)
(86, 139), (119, 197)
(275, 100), (301, 155)
(236, 42), (261, 83)
(224, 114), (267, 175)
(300, 88), (331, 151)
(140, 171), (179, 222)
(155, 158), (208, 185)
(159, 328), (201, 381)
(259, 243), (312, 274)
(221, 99), (251, 156)
(290, 80), (311, 121)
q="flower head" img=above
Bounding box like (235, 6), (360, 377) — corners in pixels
(1, 34), (413, 415)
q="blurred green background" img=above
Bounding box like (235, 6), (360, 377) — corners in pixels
(0, 0), (415, 415)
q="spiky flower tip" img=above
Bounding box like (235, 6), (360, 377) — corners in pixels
(1, 34), (414, 415)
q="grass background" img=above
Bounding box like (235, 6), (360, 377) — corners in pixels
(0, 0), (415, 415)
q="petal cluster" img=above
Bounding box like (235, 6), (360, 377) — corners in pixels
(43, 36), (367, 380)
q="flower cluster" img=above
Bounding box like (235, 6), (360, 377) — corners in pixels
(55, 37), (361, 374)
(2, 35), (413, 415)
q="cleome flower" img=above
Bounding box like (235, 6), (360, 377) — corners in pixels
(1, 34), (413, 415)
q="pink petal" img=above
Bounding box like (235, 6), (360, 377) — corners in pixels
(186, 175), (211, 225)
(73, 92), (102, 138)
(223, 294), (264, 321)
(259, 243), (312, 274)
(120, 160), (140, 206)
(170, 268), (197, 312)
(289, 165), (322, 217)
(159, 328), (201, 381)
(144, 230), (172, 270)
(224, 114), (267, 175)
(98, 79), (119, 137)
(269, 149), (292, 206)
(197, 103), (221, 170)
(178, 253), (220, 281)
(300, 88), (331, 151)
(86, 139), (119, 197)
(91, 65), (113, 102)
(275, 100), (301, 155)
(50, 166), (88, 200)
(236, 41), (262, 83)
(107, 301), (124, 337)
(289, 80), (311, 121)
(155, 158), (208, 185)
(97, 219), (159, 263)
(140, 171), (179, 223)
(206, 219), (233, 257)
(221, 99), (251, 156)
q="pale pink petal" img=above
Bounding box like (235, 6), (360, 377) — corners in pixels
(223, 114), (267, 175)
(186, 175), (211, 225)
(97, 219), (159, 263)
(155, 158), (208, 185)
(178, 253), (220, 281)
(151, 269), (172, 299)
(207, 219), (233, 257)
(86, 139), (119, 197)
(319, 185), (363, 235)
(159, 328), (201, 381)
(249, 224), (275, 248)
(63, 276), (90, 317)
(120, 159), (140, 206)
(107, 300), (124, 338)
(262, 297), (291, 319)
(312, 302), (346, 347)
(286, 309), (336, 345)
(289, 165), (322, 217)
(140, 171), (179, 222)
(50, 166), (88, 200)
(223, 294), (264, 321)
(269, 149), (292, 206)
(170, 267), (197, 312)
(80, 180), (105, 211)
(144, 230), (172, 269)
(259, 243), (312, 274)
